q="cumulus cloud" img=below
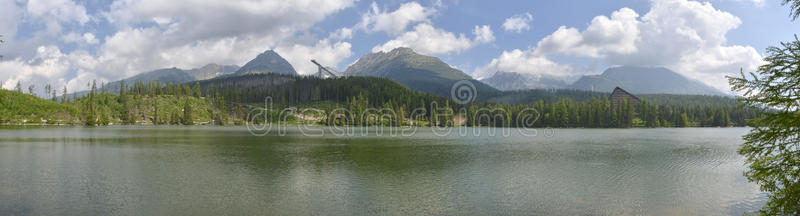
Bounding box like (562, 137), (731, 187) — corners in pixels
(372, 23), (494, 55)
(0, 0), (22, 40)
(27, 0), (91, 24)
(607, 0), (760, 90)
(473, 49), (581, 80)
(0, 0), (357, 92)
(329, 27), (354, 40)
(62, 32), (99, 45)
(0, 0), (359, 93)
(276, 39), (353, 75)
(26, 0), (91, 36)
(534, 8), (640, 58)
(502, 12), (533, 33)
(0, 46), (99, 96)
(477, 0), (764, 92)
(357, 1), (436, 35)
(473, 25), (495, 43)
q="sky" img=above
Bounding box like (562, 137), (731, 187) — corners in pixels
(0, 0), (798, 96)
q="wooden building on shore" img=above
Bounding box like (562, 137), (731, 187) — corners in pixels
(610, 87), (640, 110)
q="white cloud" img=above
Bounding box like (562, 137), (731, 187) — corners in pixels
(275, 39), (353, 75)
(329, 27), (354, 40)
(26, 0), (90, 24)
(673, 45), (762, 91)
(0, 0), (22, 40)
(473, 25), (495, 43)
(62, 32), (99, 45)
(478, 0), (764, 92)
(372, 23), (494, 55)
(357, 1), (436, 35)
(2, 0), (358, 92)
(473, 49), (581, 80)
(0, 46), (100, 96)
(502, 12), (533, 33)
(83, 33), (99, 45)
(751, 0), (765, 7)
(608, 0), (757, 90)
(25, 0), (91, 37)
(534, 7), (640, 58)
(105, 0), (355, 43)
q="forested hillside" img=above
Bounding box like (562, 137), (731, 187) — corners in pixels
(0, 81), (227, 126)
(1, 74), (760, 128)
(486, 89), (743, 107)
(0, 90), (78, 124)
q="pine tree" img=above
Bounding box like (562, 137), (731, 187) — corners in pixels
(51, 87), (57, 102)
(152, 98), (159, 125)
(62, 86), (68, 103)
(119, 80), (133, 124)
(182, 99), (193, 125)
(728, 33), (800, 214)
(85, 81), (97, 126)
(45, 84), (52, 100)
(193, 82), (201, 97)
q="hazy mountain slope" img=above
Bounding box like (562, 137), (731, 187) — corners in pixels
(124, 68), (195, 84)
(186, 64), (239, 80)
(484, 88), (738, 107)
(344, 47), (499, 98)
(195, 73), (452, 107)
(568, 66), (725, 95)
(66, 67), (197, 98)
(107, 68), (195, 92)
(481, 71), (567, 91)
(234, 50), (297, 76)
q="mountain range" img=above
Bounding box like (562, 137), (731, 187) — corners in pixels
(186, 64), (240, 80)
(566, 66), (725, 95)
(344, 47), (499, 98)
(92, 64), (238, 95)
(95, 47), (727, 99)
(234, 50), (297, 76)
(480, 72), (566, 91)
(480, 66), (725, 96)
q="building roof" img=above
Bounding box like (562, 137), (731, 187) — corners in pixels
(611, 86), (640, 101)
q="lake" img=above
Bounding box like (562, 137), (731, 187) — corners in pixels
(0, 126), (765, 215)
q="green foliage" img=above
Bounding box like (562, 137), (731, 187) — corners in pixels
(784, 0), (800, 20)
(728, 36), (800, 215)
(0, 73), (761, 128)
(182, 99), (193, 125)
(0, 89), (78, 124)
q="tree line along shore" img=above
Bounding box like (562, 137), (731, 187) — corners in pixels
(0, 74), (760, 128)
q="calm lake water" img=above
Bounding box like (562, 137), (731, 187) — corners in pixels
(0, 126), (765, 215)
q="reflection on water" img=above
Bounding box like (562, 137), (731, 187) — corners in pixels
(0, 126), (765, 215)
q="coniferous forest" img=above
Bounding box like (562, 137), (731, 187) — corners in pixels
(0, 73), (760, 128)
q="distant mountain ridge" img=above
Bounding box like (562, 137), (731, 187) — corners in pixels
(186, 64), (239, 80)
(234, 50), (297, 76)
(481, 72), (567, 91)
(568, 66), (725, 95)
(71, 49), (295, 97)
(96, 67), (195, 94)
(344, 47), (499, 98)
(72, 64), (238, 97)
